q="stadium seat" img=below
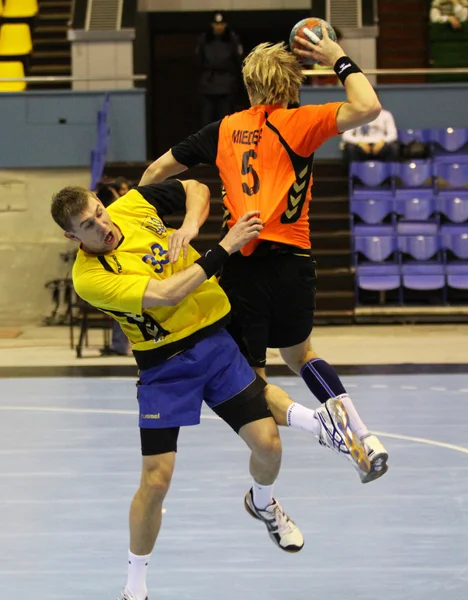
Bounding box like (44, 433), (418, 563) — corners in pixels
(446, 262), (468, 289)
(3, 0), (38, 18)
(0, 24), (32, 56)
(350, 189), (394, 224)
(394, 189), (436, 221)
(398, 129), (431, 145)
(394, 160), (433, 188)
(397, 221), (440, 261)
(430, 128), (468, 153)
(0, 1), (3, 17)
(437, 191), (468, 223)
(435, 162), (468, 189)
(353, 224), (397, 262)
(0, 61), (25, 92)
(441, 224), (468, 259)
(350, 161), (394, 189)
(401, 261), (445, 290)
(356, 263), (400, 291)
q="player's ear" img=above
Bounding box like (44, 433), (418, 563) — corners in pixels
(64, 231), (80, 242)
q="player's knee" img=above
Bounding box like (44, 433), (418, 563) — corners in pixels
(140, 458), (173, 501)
(252, 426), (282, 463)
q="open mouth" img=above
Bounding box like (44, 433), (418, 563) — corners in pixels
(104, 231), (114, 245)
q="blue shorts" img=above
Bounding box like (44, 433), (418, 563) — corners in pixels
(137, 329), (257, 429)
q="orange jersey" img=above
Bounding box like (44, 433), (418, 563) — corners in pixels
(217, 103), (342, 255)
(171, 102), (342, 256)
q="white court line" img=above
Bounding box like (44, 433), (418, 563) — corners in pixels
(1, 405), (468, 456)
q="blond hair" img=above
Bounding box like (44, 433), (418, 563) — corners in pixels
(242, 42), (304, 106)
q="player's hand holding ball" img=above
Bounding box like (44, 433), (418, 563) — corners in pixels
(291, 20), (345, 67)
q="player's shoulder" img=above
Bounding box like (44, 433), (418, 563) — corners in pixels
(108, 188), (155, 218)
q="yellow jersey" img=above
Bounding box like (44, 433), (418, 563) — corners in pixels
(72, 182), (231, 370)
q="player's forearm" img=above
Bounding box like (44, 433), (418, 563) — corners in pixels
(139, 150), (188, 185)
(182, 180), (211, 230)
(343, 72), (381, 117)
(142, 264), (208, 308)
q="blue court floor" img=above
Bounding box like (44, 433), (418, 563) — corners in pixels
(1, 374), (467, 600)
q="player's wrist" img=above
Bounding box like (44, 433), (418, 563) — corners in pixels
(195, 244), (230, 279)
(333, 56), (363, 84)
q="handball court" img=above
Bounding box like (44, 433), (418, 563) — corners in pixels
(0, 324), (467, 600)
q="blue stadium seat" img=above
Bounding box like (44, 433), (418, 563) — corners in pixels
(441, 224), (468, 259)
(394, 160), (433, 188)
(446, 262), (468, 289)
(394, 189), (436, 221)
(430, 127), (468, 153)
(437, 191), (468, 223)
(356, 263), (400, 291)
(435, 162), (468, 189)
(350, 161), (394, 189)
(350, 189), (394, 224)
(397, 221), (440, 260)
(398, 128), (431, 145)
(353, 224), (397, 262)
(401, 261), (445, 290)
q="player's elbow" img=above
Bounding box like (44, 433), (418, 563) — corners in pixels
(356, 99), (381, 123)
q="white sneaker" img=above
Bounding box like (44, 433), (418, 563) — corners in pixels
(360, 434), (389, 484)
(315, 397), (371, 478)
(118, 589), (148, 600)
(244, 488), (304, 553)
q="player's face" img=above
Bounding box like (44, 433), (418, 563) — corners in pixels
(66, 195), (121, 254)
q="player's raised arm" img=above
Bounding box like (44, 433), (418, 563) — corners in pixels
(294, 23), (381, 132)
(139, 150), (187, 185)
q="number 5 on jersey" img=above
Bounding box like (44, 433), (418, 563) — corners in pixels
(242, 150), (260, 196)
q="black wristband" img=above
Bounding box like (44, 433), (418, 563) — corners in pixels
(333, 56), (362, 84)
(195, 244), (229, 279)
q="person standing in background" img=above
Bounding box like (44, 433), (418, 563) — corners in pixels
(197, 12), (243, 126)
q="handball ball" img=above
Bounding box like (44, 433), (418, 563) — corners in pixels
(289, 18), (337, 65)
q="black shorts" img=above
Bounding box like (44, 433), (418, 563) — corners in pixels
(220, 245), (317, 368)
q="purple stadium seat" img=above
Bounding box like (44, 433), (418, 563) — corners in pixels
(401, 261), (445, 290)
(437, 191), (468, 223)
(350, 161), (394, 188)
(356, 263), (400, 291)
(430, 128), (468, 153)
(353, 224), (396, 261)
(394, 189), (436, 221)
(441, 224), (468, 259)
(397, 221), (440, 260)
(350, 189), (394, 224)
(394, 160), (433, 188)
(446, 262), (468, 289)
(398, 128), (431, 145)
(435, 162), (468, 189)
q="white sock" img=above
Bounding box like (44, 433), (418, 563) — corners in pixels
(286, 402), (321, 436)
(126, 551), (151, 600)
(252, 482), (274, 510)
(337, 394), (369, 439)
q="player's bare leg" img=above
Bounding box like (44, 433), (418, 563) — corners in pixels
(237, 416), (304, 552)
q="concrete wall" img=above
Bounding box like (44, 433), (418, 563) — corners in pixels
(0, 90), (146, 168)
(0, 169), (89, 324)
(301, 83), (468, 159)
